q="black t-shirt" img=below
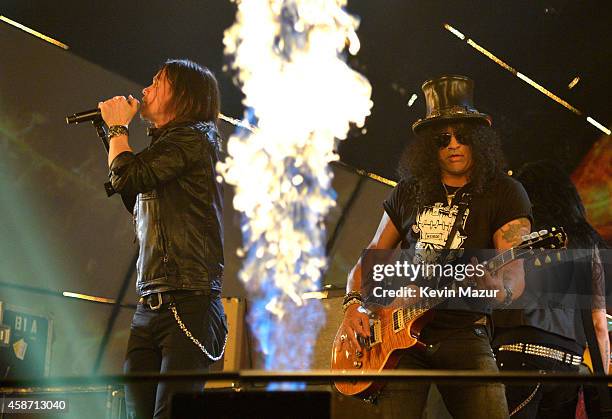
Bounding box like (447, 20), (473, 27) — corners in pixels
(383, 175), (533, 328)
(383, 175), (532, 251)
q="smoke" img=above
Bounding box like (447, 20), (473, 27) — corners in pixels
(220, 0), (372, 387)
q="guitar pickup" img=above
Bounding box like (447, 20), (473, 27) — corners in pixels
(392, 309), (405, 333)
(368, 319), (382, 347)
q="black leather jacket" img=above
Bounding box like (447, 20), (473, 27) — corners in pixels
(109, 121), (224, 296)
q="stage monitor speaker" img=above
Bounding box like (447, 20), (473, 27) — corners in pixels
(172, 390), (384, 419)
(205, 297), (250, 389)
(0, 386), (126, 419)
(172, 391), (331, 419)
(0, 301), (53, 379)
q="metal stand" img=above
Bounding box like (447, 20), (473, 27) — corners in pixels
(92, 119), (109, 153)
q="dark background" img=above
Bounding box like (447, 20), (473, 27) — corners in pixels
(3, 0), (610, 178)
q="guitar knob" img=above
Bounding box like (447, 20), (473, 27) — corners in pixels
(355, 350), (363, 358)
(353, 361), (362, 368)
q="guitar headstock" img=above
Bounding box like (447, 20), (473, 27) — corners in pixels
(516, 227), (567, 266)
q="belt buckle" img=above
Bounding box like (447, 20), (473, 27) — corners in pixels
(148, 292), (163, 310)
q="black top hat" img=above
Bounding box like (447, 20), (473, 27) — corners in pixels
(412, 75), (492, 133)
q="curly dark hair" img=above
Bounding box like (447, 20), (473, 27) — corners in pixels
(398, 120), (506, 205)
(515, 160), (607, 249)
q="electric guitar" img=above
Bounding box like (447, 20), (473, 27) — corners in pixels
(331, 227), (567, 397)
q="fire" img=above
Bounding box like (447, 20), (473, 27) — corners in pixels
(220, 0), (372, 378)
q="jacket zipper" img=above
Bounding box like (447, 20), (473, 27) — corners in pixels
(132, 195), (139, 244)
(158, 218), (170, 278)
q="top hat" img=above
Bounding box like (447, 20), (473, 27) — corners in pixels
(411, 75), (492, 133)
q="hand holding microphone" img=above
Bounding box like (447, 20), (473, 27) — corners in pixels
(66, 95), (140, 125)
(98, 95), (140, 127)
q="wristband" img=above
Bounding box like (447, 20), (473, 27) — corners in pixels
(495, 285), (513, 308)
(108, 125), (129, 139)
(342, 290), (363, 306)
(342, 298), (363, 313)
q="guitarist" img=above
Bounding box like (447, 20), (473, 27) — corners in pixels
(337, 75), (532, 418)
(493, 160), (610, 418)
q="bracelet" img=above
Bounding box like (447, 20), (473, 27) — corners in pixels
(108, 124), (129, 139)
(342, 298), (363, 313)
(494, 285), (513, 308)
(342, 290), (363, 306)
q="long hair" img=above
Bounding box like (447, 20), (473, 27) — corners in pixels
(161, 59), (220, 125)
(398, 120), (506, 205)
(515, 160), (606, 249)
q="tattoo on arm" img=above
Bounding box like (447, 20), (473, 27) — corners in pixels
(592, 247), (605, 309)
(495, 218), (531, 250)
(500, 218), (531, 244)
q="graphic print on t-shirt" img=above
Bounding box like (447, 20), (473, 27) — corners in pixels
(411, 201), (469, 265)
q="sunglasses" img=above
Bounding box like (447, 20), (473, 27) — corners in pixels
(432, 131), (471, 148)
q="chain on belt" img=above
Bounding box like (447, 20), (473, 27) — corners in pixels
(171, 305), (228, 362)
(498, 343), (582, 365)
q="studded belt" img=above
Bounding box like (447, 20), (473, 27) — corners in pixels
(498, 343), (582, 366)
(138, 290), (205, 310)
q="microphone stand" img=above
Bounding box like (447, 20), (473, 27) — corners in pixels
(91, 120), (118, 198)
(92, 118), (110, 153)
(84, 118), (115, 197)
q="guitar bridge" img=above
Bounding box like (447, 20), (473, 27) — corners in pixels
(369, 319), (382, 347)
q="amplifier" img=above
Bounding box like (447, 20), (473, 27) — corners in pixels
(205, 297), (250, 389)
(0, 385), (126, 419)
(0, 301), (53, 378)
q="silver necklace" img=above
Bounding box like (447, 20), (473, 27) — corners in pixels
(442, 183), (459, 205)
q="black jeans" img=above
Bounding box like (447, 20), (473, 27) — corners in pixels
(377, 323), (508, 419)
(496, 350), (580, 418)
(124, 293), (227, 419)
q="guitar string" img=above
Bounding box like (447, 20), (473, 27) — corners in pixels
(360, 238), (562, 339)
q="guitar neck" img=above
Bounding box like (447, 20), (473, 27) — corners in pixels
(400, 248), (522, 316)
(484, 247), (521, 274)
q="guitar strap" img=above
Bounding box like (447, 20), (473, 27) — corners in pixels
(440, 190), (472, 264)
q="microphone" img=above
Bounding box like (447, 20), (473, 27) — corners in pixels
(66, 108), (101, 125)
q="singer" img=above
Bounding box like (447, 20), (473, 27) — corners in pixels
(99, 59), (227, 419)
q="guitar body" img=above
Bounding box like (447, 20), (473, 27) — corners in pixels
(330, 227), (567, 398)
(331, 306), (434, 397)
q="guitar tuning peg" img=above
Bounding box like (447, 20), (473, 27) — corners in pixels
(530, 232), (539, 239)
(521, 234), (530, 242)
(534, 258), (542, 267)
(544, 255), (552, 264)
(538, 229), (548, 236)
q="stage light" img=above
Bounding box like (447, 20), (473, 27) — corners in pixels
(444, 23), (610, 136)
(444, 23), (465, 40)
(62, 292), (115, 304)
(302, 291), (329, 300)
(0, 15), (68, 50)
(568, 76), (580, 89)
(515, 72), (581, 115)
(408, 93), (418, 107)
(586, 117), (611, 135)
(219, 113), (256, 133)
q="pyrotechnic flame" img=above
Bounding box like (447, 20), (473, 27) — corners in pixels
(220, 0), (372, 378)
